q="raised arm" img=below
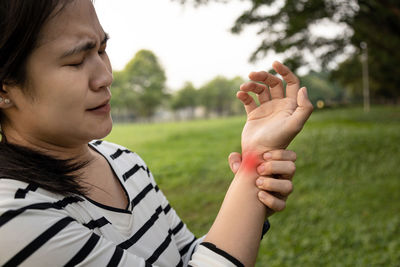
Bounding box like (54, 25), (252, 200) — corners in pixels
(191, 62), (313, 266)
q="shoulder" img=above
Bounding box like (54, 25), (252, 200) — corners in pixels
(0, 179), (81, 213)
(90, 140), (146, 163)
(0, 179), (64, 203)
(0, 179), (84, 242)
(89, 139), (132, 155)
(89, 140), (150, 178)
(89, 140), (140, 160)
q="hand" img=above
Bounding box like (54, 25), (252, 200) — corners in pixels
(228, 149), (297, 217)
(238, 61), (313, 155)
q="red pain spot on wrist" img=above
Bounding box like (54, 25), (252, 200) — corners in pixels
(241, 151), (260, 173)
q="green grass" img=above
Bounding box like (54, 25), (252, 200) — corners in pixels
(106, 106), (400, 266)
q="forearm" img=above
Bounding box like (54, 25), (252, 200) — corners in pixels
(204, 163), (266, 266)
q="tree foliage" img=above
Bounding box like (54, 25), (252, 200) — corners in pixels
(110, 71), (136, 111)
(301, 72), (345, 105)
(198, 76), (244, 116)
(171, 82), (199, 111)
(112, 49), (167, 119)
(175, 0), (400, 100)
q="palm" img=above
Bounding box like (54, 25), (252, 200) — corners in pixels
(237, 61), (313, 156)
(242, 98), (299, 153)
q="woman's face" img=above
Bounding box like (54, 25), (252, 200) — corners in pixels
(4, 0), (113, 148)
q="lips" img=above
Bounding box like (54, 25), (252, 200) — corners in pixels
(87, 98), (110, 111)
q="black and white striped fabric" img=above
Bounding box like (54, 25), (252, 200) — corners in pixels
(0, 140), (239, 266)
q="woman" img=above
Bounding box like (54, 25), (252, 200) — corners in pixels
(0, 0), (313, 266)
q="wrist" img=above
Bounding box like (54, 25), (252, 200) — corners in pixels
(241, 143), (274, 157)
(237, 150), (264, 176)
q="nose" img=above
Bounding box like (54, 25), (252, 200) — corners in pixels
(89, 54), (113, 91)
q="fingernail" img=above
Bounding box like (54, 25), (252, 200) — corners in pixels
(263, 152), (272, 160)
(233, 162), (240, 172)
(256, 178), (263, 187)
(257, 165), (265, 174)
(258, 191), (267, 200)
(302, 87), (308, 97)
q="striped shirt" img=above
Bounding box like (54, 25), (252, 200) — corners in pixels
(0, 140), (244, 266)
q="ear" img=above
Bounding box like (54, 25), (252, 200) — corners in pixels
(0, 82), (14, 108)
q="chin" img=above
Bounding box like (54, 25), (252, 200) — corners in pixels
(90, 117), (113, 140)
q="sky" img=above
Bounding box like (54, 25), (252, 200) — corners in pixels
(94, 0), (281, 90)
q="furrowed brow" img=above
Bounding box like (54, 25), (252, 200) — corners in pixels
(60, 32), (109, 59)
(60, 41), (96, 59)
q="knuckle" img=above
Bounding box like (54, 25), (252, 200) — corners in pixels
(268, 76), (280, 87)
(276, 150), (285, 159)
(266, 162), (274, 174)
(244, 96), (253, 105)
(264, 179), (273, 189)
(249, 81), (257, 89)
(255, 84), (266, 94)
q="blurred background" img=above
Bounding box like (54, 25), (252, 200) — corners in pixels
(95, 0), (400, 265)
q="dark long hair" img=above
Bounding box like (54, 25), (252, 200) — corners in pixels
(0, 0), (89, 196)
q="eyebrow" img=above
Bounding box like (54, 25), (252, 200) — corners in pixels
(60, 32), (110, 59)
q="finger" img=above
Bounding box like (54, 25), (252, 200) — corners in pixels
(258, 191), (286, 212)
(256, 177), (293, 197)
(289, 87), (314, 134)
(240, 81), (267, 94)
(240, 81), (270, 104)
(249, 71), (284, 99)
(272, 61), (300, 99)
(228, 152), (242, 174)
(256, 161), (296, 178)
(263, 150), (297, 162)
(236, 91), (257, 114)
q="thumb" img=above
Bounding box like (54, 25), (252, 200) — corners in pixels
(291, 87), (313, 131)
(228, 152), (242, 174)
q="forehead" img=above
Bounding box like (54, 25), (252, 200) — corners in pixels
(38, 0), (104, 47)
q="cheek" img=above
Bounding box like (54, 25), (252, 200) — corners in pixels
(30, 86), (87, 131)
(36, 73), (88, 109)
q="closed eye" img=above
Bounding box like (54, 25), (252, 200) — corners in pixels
(68, 60), (84, 67)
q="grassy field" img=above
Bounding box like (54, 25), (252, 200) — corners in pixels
(106, 106), (400, 266)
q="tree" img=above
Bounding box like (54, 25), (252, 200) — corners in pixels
(171, 82), (198, 111)
(198, 76), (244, 116)
(175, 0), (400, 100)
(121, 49), (167, 118)
(171, 82), (199, 119)
(109, 70), (138, 121)
(110, 71), (136, 110)
(301, 72), (345, 105)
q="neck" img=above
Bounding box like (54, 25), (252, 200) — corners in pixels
(1, 124), (95, 163)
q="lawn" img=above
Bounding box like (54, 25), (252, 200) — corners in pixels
(106, 105), (400, 266)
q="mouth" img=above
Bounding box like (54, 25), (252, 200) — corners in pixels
(87, 98), (111, 112)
